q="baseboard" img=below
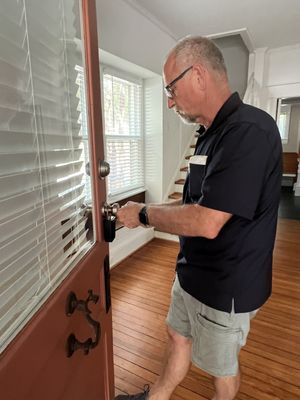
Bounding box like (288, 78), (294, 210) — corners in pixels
(154, 230), (179, 242)
(294, 184), (300, 196)
(282, 176), (296, 187)
(109, 226), (155, 268)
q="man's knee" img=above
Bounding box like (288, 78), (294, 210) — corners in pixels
(213, 373), (240, 400)
(166, 325), (192, 347)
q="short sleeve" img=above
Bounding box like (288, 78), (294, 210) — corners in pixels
(199, 123), (271, 220)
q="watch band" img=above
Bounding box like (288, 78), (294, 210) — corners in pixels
(139, 206), (149, 226)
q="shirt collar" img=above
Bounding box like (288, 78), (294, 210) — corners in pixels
(206, 92), (242, 133)
(196, 124), (206, 136)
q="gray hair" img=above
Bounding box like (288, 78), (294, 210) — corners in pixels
(171, 36), (227, 77)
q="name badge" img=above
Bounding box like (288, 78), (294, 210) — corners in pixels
(189, 155), (208, 166)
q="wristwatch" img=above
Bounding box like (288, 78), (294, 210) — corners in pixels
(139, 206), (150, 226)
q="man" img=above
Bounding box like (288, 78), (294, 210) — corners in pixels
(115, 36), (282, 400)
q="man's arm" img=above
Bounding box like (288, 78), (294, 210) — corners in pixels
(117, 202), (232, 239)
(149, 198), (182, 207)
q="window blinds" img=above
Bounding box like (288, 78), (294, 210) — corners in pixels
(103, 72), (144, 199)
(0, 0), (92, 352)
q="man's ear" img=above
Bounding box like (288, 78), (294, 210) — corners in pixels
(193, 64), (206, 91)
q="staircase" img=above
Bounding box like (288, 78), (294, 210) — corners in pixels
(167, 137), (198, 202)
(154, 134), (198, 241)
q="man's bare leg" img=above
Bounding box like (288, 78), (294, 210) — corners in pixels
(212, 371), (241, 400)
(148, 325), (192, 400)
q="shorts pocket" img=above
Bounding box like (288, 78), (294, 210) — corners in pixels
(191, 313), (242, 376)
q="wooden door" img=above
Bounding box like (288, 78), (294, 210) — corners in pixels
(0, 0), (114, 399)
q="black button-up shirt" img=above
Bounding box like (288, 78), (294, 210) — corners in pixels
(177, 92), (282, 313)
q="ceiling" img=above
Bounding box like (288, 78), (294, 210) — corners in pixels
(125, 0), (300, 50)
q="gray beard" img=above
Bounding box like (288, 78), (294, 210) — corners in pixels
(175, 109), (198, 125)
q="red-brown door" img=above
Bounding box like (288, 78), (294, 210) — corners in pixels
(0, 1), (114, 399)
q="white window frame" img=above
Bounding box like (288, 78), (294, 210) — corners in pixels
(276, 99), (291, 144)
(100, 65), (145, 203)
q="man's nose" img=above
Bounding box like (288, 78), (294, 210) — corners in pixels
(167, 97), (175, 109)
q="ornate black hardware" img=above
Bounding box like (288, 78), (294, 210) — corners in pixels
(66, 334), (93, 357)
(66, 289), (101, 358)
(66, 289), (99, 316)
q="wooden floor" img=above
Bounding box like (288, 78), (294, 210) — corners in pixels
(111, 218), (300, 400)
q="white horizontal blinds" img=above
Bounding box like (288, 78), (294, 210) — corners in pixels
(76, 65), (92, 203)
(0, 0), (93, 352)
(103, 72), (144, 198)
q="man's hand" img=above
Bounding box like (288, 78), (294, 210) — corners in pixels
(117, 201), (145, 229)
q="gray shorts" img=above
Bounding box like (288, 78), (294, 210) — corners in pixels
(166, 275), (258, 377)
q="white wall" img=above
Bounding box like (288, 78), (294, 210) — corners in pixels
(144, 77), (164, 203)
(109, 226), (154, 267)
(96, 0), (174, 75)
(249, 43), (300, 195)
(214, 35), (249, 98)
(246, 43), (300, 157)
(265, 45), (300, 87)
(250, 44), (300, 118)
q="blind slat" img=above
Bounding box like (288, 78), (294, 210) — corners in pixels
(0, 37), (28, 69)
(0, 224), (45, 269)
(0, 149), (83, 175)
(0, 264), (49, 338)
(49, 231), (89, 279)
(0, 60), (29, 91)
(0, 162), (83, 200)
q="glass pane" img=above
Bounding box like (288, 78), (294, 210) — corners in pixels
(103, 72), (144, 198)
(276, 97), (300, 143)
(0, 0), (96, 353)
(103, 74), (142, 136)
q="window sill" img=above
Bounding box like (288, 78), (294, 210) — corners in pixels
(108, 188), (146, 204)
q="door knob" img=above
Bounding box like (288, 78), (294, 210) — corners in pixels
(101, 202), (119, 242)
(98, 160), (110, 179)
(101, 202), (119, 217)
(86, 160), (110, 178)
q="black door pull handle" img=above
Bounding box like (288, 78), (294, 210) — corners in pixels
(66, 289), (99, 316)
(65, 289), (101, 358)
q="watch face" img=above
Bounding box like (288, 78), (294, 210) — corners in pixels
(139, 207), (148, 225)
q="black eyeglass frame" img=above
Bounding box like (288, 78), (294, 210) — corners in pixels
(164, 65), (193, 98)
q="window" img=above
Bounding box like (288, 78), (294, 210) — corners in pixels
(76, 66), (145, 203)
(276, 100), (291, 143)
(0, 0), (92, 352)
(102, 70), (144, 201)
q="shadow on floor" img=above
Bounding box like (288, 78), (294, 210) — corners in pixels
(278, 186), (300, 220)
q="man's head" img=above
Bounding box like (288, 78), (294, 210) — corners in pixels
(163, 36), (231, 126)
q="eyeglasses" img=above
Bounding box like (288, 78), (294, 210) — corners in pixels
(164, 65), (193, 98)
